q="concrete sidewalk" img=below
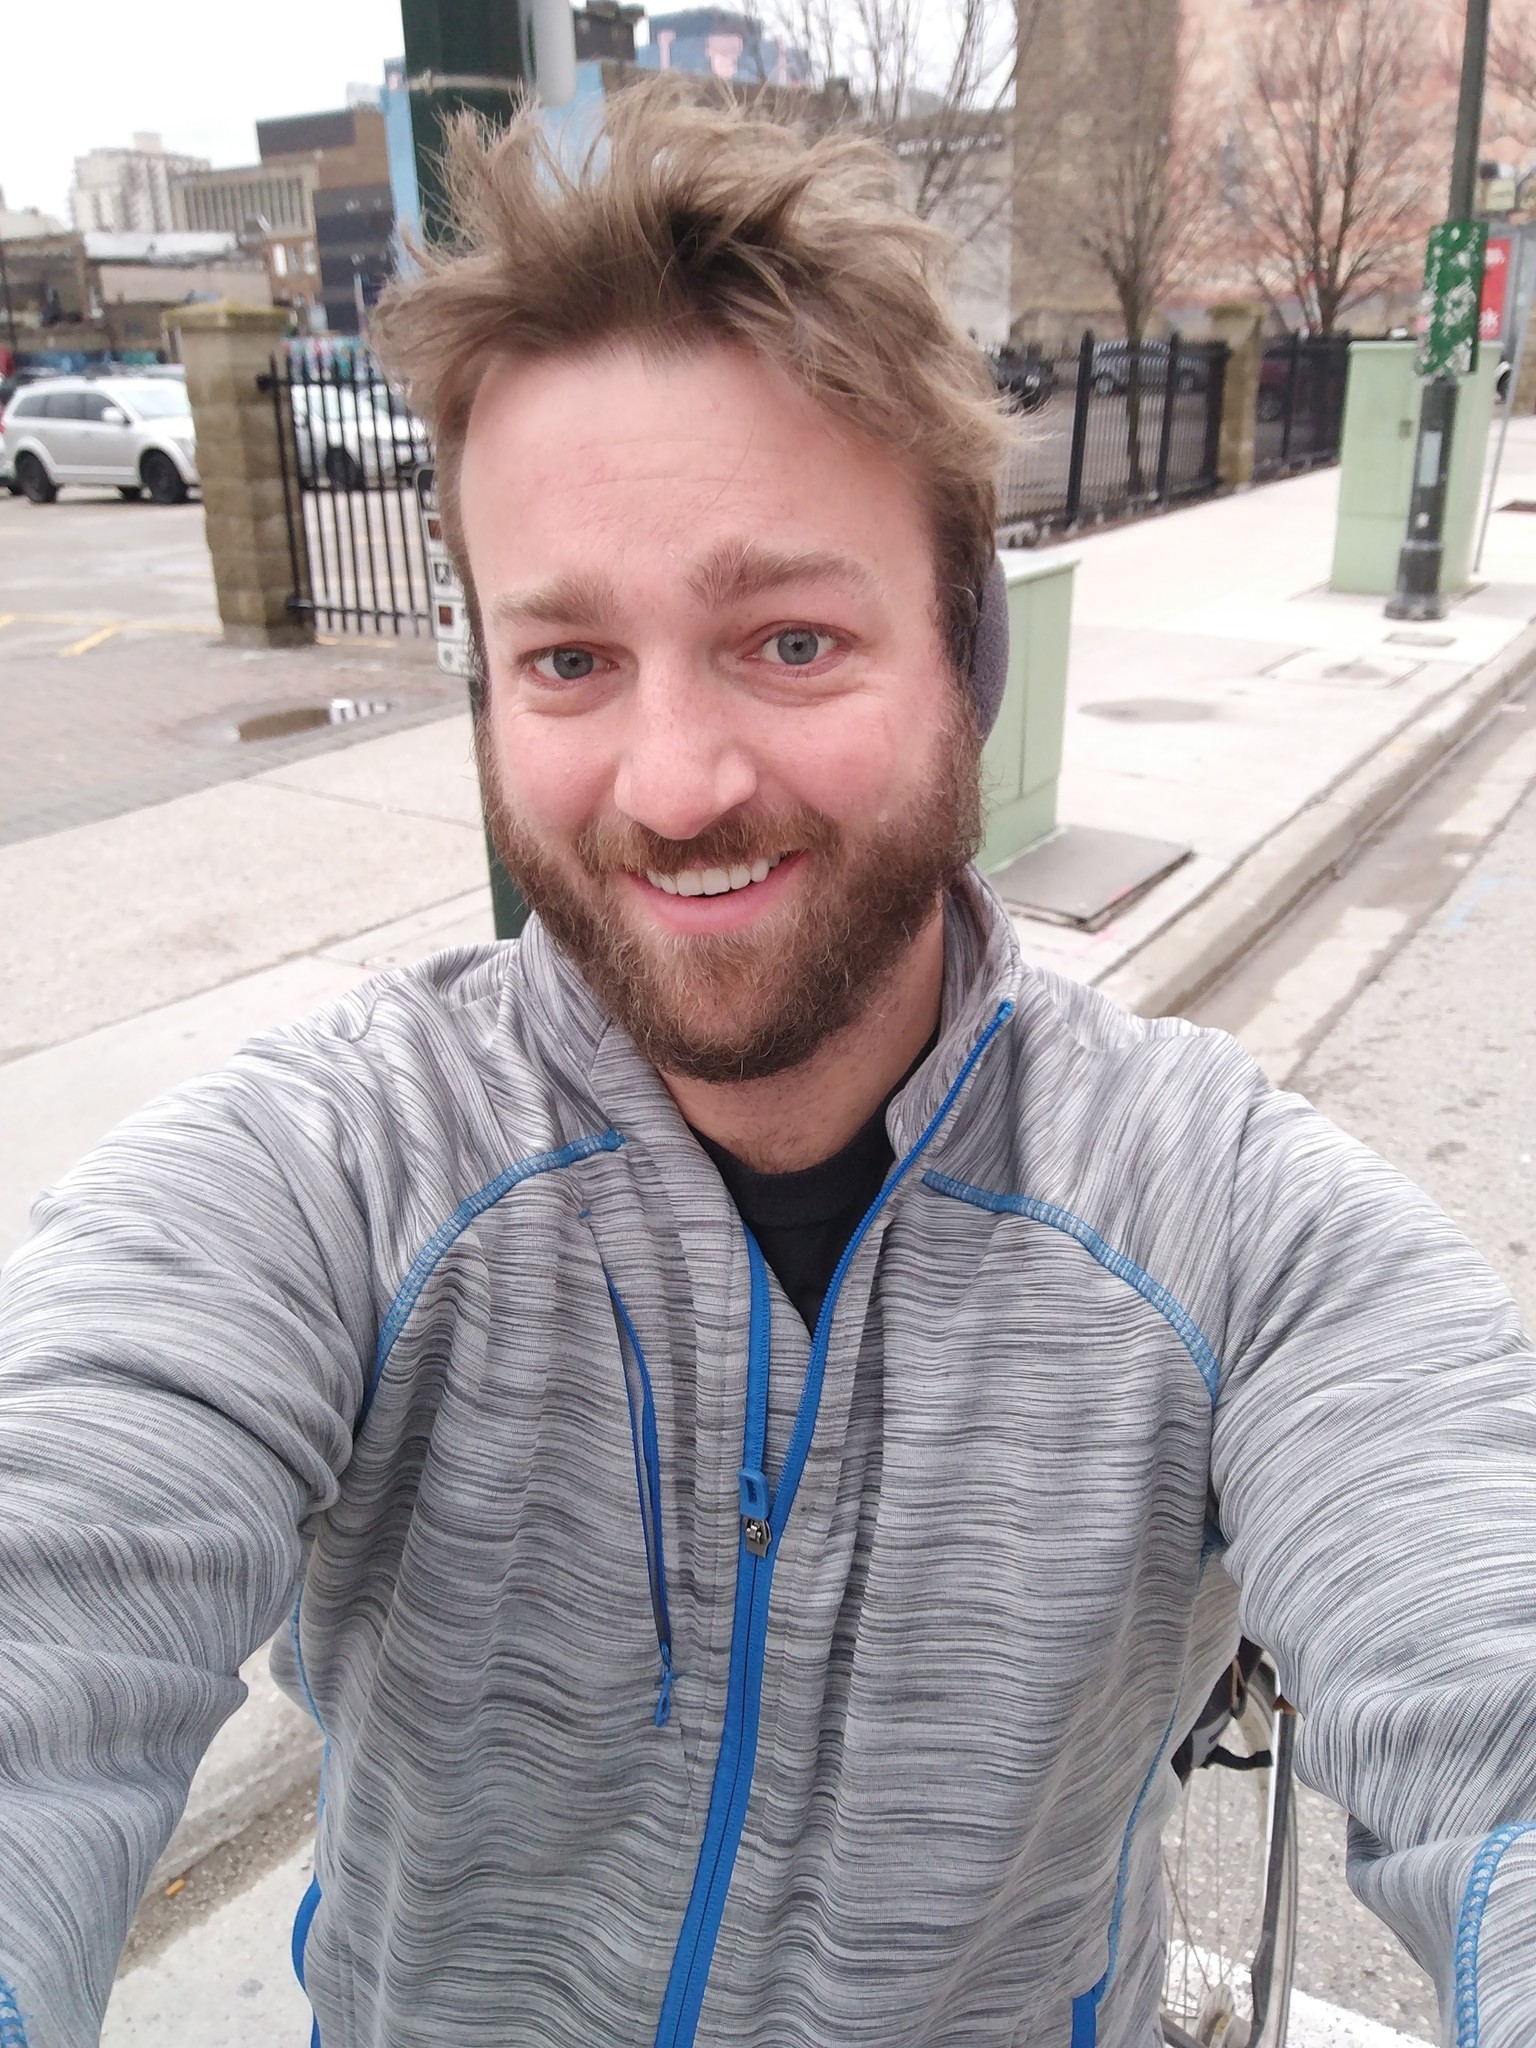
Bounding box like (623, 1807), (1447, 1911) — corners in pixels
(6, 424), (1536, 1915)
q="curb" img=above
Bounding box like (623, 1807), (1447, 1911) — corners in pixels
(1097, 619), (1536, 1019)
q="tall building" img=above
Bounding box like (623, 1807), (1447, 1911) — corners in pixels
(257, 106), (395, 337)
(1010, 0), (1181, 344)
(170, 105), (394, 337)
(171, 160), (321, 324)
(69, 134), (209, 235)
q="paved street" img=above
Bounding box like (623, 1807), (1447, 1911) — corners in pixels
(0, 488), (463, 844)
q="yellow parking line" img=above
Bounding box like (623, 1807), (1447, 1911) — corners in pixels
(59, 623), (126, 658)
(4, 611), (211, 635)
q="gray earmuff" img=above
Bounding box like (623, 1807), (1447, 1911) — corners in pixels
(969, 559), (1008, 738)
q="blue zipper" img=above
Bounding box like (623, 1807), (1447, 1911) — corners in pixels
(606, 1272), (677, 1725)
(653, 999), (1014, 2047)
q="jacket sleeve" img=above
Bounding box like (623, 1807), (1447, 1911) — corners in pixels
(1211, 1084), (1536, 2044)
(0, 1049), (375, 2048)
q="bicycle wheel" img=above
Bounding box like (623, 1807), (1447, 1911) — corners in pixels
(1160, 1653), (1298, 2047)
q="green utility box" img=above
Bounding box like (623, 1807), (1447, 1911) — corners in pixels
(977, 551), (1077, 871)
(1330, 341), (1498, 595)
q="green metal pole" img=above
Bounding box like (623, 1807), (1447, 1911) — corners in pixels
(401, 0), (531, 939)
(1386, 0), (1491, 621)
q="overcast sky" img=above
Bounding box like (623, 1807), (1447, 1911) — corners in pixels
(1, 0), (409, 222)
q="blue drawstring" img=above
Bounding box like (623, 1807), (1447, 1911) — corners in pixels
(655, 1644), (675, 1728)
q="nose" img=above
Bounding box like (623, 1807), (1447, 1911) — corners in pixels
(611, 660), (759, 845)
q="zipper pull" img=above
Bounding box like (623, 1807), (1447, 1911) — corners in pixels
(654, 1642), (674, 1729)
(739, 1466), (771, 1557)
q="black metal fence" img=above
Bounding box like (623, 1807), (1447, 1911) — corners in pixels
(265, 349), (434, 635)
(994, 330), (1227, 541)
(1253, 333), (1352, 481)
(265, 330), (1349, 633)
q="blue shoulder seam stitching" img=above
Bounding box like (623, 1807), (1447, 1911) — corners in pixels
(0, 1975), (30, 2048)
(920, 1170), (1221, 1403)
(364, 1129), (623, 1422)
(1454, 1819), (1536, 2047)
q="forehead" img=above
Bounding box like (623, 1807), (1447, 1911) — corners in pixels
(456, 338), (937, 604)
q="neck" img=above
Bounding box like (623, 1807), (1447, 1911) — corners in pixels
(662, 905), (947, 1173)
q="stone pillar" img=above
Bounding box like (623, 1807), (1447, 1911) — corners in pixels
(1207, 300), (1266, 491)
(166, 301), (312, 649)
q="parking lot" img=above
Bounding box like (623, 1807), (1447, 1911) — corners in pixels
(0, 489), (465, 846)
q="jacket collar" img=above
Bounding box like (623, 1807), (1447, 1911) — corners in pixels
(506, 866), (1026, 1157)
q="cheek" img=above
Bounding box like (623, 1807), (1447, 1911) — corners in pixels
(764, 693), (945, 821)
(488, 699), (614, 837)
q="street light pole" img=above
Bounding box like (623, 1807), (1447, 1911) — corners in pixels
(398, 0), (574, 941)
(1385, 0), (1491, 622)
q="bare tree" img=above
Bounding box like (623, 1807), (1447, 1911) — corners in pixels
(1230, 0), (1438, 334)
(1489, 11), (1536, 128)
(1066, 0), (1214, 493)
(769, 0), (1029, 231)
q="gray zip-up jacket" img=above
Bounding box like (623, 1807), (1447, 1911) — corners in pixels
(2, 876), (1534, 2048)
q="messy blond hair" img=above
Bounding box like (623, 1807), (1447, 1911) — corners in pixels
(371, 78), (1008, 682)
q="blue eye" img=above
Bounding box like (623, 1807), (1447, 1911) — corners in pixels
(766, 628), (830, 666)
(533, 648), (596, 682)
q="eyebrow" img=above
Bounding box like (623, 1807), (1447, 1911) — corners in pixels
(687, 540), (880, 611)
(484, 542), (880, 636)
(487, 574), (619, 632)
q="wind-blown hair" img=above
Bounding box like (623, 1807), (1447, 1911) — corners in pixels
(370, 78), (1008, 683)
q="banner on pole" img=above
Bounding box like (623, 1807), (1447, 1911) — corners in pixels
(1480, 235), (1512, 343)
(1416, 220), (1488, 378)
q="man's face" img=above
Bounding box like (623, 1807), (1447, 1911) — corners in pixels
(458, 339), (981, 1083)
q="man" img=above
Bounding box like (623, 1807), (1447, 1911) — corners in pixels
(2, 82), (1534, 2048)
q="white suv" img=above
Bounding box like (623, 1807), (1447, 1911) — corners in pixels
(0, 375), (199, 504)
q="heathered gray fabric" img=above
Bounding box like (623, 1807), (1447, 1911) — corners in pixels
(2, 873), (1535, 2047)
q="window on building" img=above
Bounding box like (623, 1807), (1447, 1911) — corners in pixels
(304, 243), (317, 274)
(272, 243), (288, 276)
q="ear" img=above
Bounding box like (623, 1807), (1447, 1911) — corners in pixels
(968, 558), (1008, 738)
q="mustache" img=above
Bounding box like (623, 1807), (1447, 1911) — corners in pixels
(572, 807), (839, 879)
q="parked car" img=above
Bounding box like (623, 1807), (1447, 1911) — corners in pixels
(1090, 339), (1211, 397)
(0, 369), (64, 491)
(0, 375), (198, 504)
(288, 380), (430, 490)
(988, 344), (1056, 416)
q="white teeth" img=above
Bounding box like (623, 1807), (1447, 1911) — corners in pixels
(645, 853), (786, 899)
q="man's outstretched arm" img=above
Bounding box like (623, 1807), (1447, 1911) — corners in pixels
(1213, 1086), (1536, 2043)
(0, 1056), (373, 2047)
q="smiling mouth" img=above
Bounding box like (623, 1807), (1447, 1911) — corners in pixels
(643, 854), (788, 899)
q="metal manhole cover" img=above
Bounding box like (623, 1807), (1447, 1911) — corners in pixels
(235, 698), (392, 742)
(1079, 698), (1216, 723)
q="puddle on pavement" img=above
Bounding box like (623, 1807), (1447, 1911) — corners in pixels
(235, 698), (392, 742)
